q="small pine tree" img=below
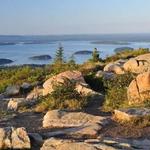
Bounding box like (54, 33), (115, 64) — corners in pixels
(54, 43), (65, 64)
(68, 54), (76, 65)
(92, 48), (100, 62)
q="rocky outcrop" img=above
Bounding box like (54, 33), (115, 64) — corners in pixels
(96, 70), (115, 80)
(131, 138), (150, 149)
(29, 133), (43, 146)
(0, 127), (30, 149)
(104, 60), (125, 75)
(100, 137), (150, 150)
(75, 83), (101, 96)
(104, 53), (150, 74)
(104, 63), (124, 74)
(26, 87), (43, 100)
(127, 72), (150, 105)
(115, 59), (127, 66)
(0, 93), (5, 100)
(7, 98), (36, 111)
(43, 70), (100, 97)
(20, 82), (32, 93)
(5, 85), (20, 97)
(7, 98), (27, 111)
(114, 108), (150, 122)
(123, 53), (150, 73)
(43, 71), (85, 96)
(41, 137), (150, 150)
(43, 110), (109, 137)
(43, 110), (108, 128)
(41, 138), (117, 150)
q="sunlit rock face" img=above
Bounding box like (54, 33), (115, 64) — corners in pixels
(123, 53), (150, 73)
(114, 108), (150, 122)
(104, 62), (125, 75)
(128, 72), (150, 105)
(42, 70), (101, 97)
(43, 110), (109, 137)
(5, 85), (20, 97)
(43, 71), (86, 96)
(0, 127), (30, 149)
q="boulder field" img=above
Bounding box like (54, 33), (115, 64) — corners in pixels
(4, 70), (102, 111)
(0, 109), (150, 149)
(0, 56), (150, 149)
(103, 53), (150, 74)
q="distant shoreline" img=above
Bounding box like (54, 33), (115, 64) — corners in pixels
(1, 35), (150, 65)
(0, 64), (46, 69)
(1, 33), (150, 43)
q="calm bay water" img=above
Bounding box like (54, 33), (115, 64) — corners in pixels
(0, 34), (150, 65)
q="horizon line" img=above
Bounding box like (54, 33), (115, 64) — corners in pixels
(1, 32), (150, 36)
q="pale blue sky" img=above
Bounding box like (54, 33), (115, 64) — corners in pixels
(0, 0), (150, 35)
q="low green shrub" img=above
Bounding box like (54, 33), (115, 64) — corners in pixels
(0, 66), (50, 93)
(35, 78), (90, 112)
(140, 100), (150, 108)
(79, 61), (104, 75)
(103, 73), (135, 111)
(50, 63), (79, 76)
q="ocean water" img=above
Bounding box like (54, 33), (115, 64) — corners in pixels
(0, 34), (150, 65)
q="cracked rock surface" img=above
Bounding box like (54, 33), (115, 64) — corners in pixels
(43, 110), (110, 137)
(128, 72), (150, 105)
(0, 127), (30, 149)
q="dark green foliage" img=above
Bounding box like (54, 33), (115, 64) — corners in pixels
(35, 78), (90, 112)
(0, 66), (50, 93)
(0, 59), (78, 94)
(68, 55), (76, 66)
(103, 73), (135, 111)
(54, 44), (65, 64)
(143, 100), (150, 108)
(91, 48), (100, 62)
(51, 45), (78, 75)
(84, 73), (104, 92)
(51, 78), (80, 100)
(79, 61), (104, 76)
(50, 63), (79, 76)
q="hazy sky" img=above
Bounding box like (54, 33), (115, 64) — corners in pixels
(0, 0), (150, 35)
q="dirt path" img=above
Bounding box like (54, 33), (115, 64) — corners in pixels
(0, 98), (150, 140)
(0, 112), (44, 132)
